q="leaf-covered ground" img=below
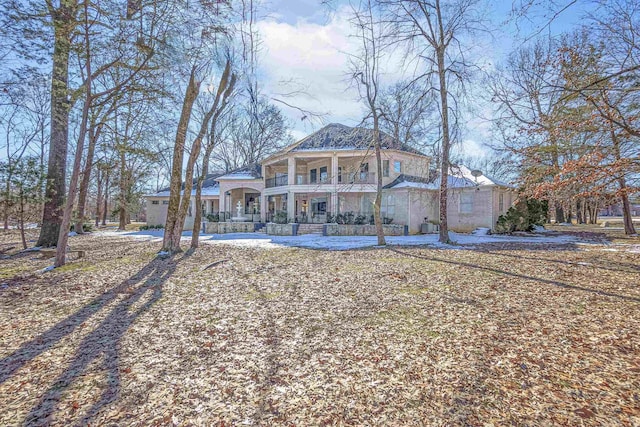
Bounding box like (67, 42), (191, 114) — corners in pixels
(0, 229), (639, 426)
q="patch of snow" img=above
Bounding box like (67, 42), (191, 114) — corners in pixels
(39, 265), (55, 273)
(98, 228), (585, 251)
(472, 227), (491, 236)
(68, 231), (77, 236)
(391, 181), (439, 190)
(216, 174), (259, 180)
(532, 225), (548, 233)
(22, 246), (42, 252)
(157, 250), (171, 258)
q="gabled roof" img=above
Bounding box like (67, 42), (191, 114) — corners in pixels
(215, 163), (262, 180)
(281, 123), (426, 156)
(146, 171), (225, 198)
(449, 165), (511, 187)
(383, 172), (438, 190)
(384, 165), (513, 190)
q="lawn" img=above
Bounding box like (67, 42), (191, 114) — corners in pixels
(0, 228), (639, 426)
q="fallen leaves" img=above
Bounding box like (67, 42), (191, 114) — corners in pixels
(0, 230), (639, 425)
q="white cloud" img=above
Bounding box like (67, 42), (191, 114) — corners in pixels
(256, 11), (365, 131)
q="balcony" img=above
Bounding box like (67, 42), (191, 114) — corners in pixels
(266, 172), (376, 188)
(339, 172), (376, 185)
(265, 174), (288, 188)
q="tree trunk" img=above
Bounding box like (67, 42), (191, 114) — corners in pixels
(619, 180), (637, 235)
(54, 88), (90, 267)
(611, 129), (636, 235)
(162, 66), (201, 253)
(191, 63), (236, 249)
(19, 194), (26, 250)
(54, 2), (91, 267)
(75, 122), (103, 234)
(436, 46), (451, 244)
(95, 167), (103, 227)
(372, 114), (385, 246)
(102, 170), (109, 225)
(37, 2), (76, 247)
(118, 149), (127, 230)
(555, 204), (565, 223)
(576, 199), (583, 224)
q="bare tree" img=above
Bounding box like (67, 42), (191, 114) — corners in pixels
(191, 59), (238, 249)
(381, 0), (484, 243)
(348, 0), (388, 246)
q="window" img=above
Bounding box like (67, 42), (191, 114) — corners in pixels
(394, 160), (402, 173)
(359, 162), (369, 181)
(151, 200), (159, 205)
(310, 168), (317, 183)
(311, 197), (327, 214)
(460, 192), (473, 214)
(320, 166), (328, 183)
(382, 194), (395, 216)
(338, 166), (342, 183)
(499, 193), (504, 212)
(162, 200), (169, 205)
(383, 160), (390, 177)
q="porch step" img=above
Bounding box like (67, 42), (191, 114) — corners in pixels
(297, 224), (325, 235)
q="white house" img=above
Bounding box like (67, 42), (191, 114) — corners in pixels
(145, 124), (514, 233)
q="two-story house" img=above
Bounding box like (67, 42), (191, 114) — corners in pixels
(145, 123), (514, 233)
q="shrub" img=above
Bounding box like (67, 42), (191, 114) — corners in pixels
(70, 223), (94, 232)
(383, 217), (394, 224)
(495, 198), (548, 234)
(140, 224), (164, 230)
(273, 211), (289, 224)
(354, 214), (367, 225)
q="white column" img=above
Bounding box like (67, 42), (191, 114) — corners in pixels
(331, 153), (338, 185)
(260, 194), (267, 222)
(331, 191), (338, 216)
(288, 157), (296, 185)
(287, 191), (295, 221)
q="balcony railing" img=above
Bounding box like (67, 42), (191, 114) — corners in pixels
(339, 172), (376, 185)
(266, 172), (376, 187)
(265, 174), (288, 188)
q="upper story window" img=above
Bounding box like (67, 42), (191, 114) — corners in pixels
(394, 160), (402, 173)
(499, 193), (504, 212)
(151, 200), (159, 205)
(338, 166), (342, 183)
(310, 168), (317, 183)
(383, 160), (390, 177)
(320, 166), (328, 183)
(162, 200), (169, 205)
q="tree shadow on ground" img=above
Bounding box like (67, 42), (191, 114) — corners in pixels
(388, 248), (640, 303)
(477, 249), (640, 274)
(0, 254), (183, 426)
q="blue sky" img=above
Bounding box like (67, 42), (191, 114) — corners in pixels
(255, 0), (594, 158)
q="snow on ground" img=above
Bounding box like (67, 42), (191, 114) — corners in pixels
(96, 229), (581, 250)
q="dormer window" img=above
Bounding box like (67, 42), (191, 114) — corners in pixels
(394, 160), (402, 173)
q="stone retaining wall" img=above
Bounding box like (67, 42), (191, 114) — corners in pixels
(204, 222), (256, 234)
(266, 223), (299, 236)
(323, 224), (408, 236)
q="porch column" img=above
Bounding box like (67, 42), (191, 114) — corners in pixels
(260, 194), (267, 222)
(287, 191), (295, 221)
(288, 156), (296, 185)
(331, 153), (338, 185)
(331, 191), (338, 216)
